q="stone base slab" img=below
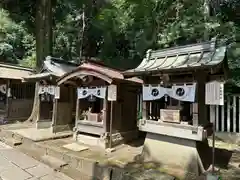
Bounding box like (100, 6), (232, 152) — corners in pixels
(75, 130), (139, 149)
(141, 133), (211, 179)
(76, 133), (107, 148)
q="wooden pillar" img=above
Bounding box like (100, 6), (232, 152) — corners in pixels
(52, 98), (58, 133)
(192, 103), (198, 126)
(196, 72), (208, 126)
(216, 105), (219, 132)
(233, 96), (236, 133)
(103, 90), (108, 132)
(109, 101), (113, 148)
(69, 86), (74, 125)
(37, 95), (40, 122)
(75, 97), (79, 128)
(5, 79), (10, 119)
(227, 96), (230, 132)
(142, 101), (149, 120)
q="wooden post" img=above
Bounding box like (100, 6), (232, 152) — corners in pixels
(75, 97), (79, 128)
(233, 96), (236, 133)
(196, 72), (208, 125)
(216, 105), (219, 132)
(227, 96), (230, 132)
(107, 84), (117, 149)
(142, 101), (148, 120)
(37, 95), (40, 123)
(210, 105), (216, 174)
(5, 79), (10, 119)
(103, 97), (108, 132)
(52, 98), (58, 133)
(109, 101), (113, 149)
(221, 104), (225, 132)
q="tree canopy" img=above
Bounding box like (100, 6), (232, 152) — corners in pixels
(0, 0), (239, 70)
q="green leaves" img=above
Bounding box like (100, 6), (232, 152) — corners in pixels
(0, 9), (35, 65)
(1, 0), (239, 73)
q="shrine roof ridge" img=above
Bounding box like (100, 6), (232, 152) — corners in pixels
(124, 39), (227, 75)
(147, 40), (216, 60)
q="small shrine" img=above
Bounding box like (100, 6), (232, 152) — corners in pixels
(23, 57), (78, 132)
(0, 63), (34, 122)
(57, 60), (142, 148)
(124, 39), (228, 178)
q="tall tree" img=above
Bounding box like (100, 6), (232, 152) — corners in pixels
(27, 0), (54, 122)
(36, 0), (53, 70)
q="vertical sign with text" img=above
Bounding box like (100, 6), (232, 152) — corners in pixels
(108, 85), (117, 101)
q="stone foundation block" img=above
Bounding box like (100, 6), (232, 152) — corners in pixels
(141, 133), (211, 179)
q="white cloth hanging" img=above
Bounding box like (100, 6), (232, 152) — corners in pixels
(92, 87), (106, 99)
(142, 85), (166, 101)
(77, 87), (106, 99)
(170, 83), (196, 102)
(38, 85), (56, 96)
(0, 85), (6, 94)
(77, 87), (91, 99)
(142, 83), (196, 102)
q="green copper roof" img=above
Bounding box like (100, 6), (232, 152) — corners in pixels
(125, 40), (227, 75)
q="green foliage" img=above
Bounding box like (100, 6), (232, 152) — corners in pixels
(1, 0), (239, 72)
(0, 9), (35, 66)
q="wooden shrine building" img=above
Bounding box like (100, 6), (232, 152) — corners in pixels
(57, 60), (142, 148)
(124, 39), (228, 178)
(23, 56), (78, 132)
(0, 63), (35, 123)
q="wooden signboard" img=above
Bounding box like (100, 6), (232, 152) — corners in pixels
(205, 81), (224, 106)
(160, 109), (180, 123)
(108, 85), (117, 101)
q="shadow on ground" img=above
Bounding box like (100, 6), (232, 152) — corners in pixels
(90, 137), (240, 180)
(197, 139), (233, 169)
(90, 144), (177, 180)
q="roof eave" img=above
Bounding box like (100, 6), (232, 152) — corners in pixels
(124, 63), (225, 77)
(22, 73), (59, 83)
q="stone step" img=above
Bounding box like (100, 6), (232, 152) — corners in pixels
(4, 138), (22, 146)
(0, 129), (23, 143)
(76, 134), (105, 148)
(41, 155), (68, 170)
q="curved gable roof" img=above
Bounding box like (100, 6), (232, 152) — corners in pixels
(57, 61), (124, 85)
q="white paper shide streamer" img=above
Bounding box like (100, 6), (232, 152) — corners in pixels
(78, 87), (106, 99)
(38, 85), (60, 99)
(142, 83), (196, 102)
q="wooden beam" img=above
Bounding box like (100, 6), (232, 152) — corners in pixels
(63, 80), (78, 86)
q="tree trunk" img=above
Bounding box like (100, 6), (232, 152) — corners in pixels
(27, 0), (53, 123)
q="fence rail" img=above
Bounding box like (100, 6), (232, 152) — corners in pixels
(210, 95), (240, 133)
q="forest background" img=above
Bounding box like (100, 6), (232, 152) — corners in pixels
(0, 0), (239, 87)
